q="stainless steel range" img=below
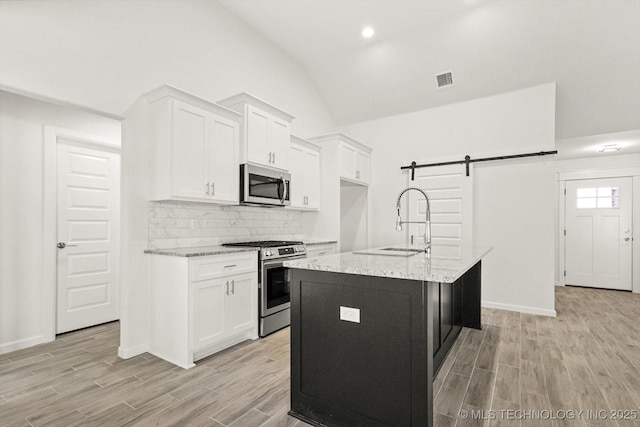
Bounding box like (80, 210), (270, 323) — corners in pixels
(222, 240), (306, 336)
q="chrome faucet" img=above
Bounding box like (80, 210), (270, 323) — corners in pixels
(395, 187), (431, 254)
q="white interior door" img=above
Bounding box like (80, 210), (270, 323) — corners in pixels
(406, 164), (473, 259)
(57, 142), (120, 333)
(565, 177), (632, 290)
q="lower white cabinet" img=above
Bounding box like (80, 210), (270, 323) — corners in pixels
(306, 243), (337, 258)
(148, 252), (258, 369)
(192, 272), (256, 351)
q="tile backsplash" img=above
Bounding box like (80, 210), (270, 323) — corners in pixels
(148, 201), (304, 249)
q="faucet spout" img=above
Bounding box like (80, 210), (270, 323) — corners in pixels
(395, 187), (432, 254)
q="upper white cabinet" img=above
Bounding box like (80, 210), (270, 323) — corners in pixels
(218, 93), (295, 171)
(289, 136), (321, 210)
(310, 133), (371, 186)
(146, 86), (241, 204)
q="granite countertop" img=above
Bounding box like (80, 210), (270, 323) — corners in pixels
(144, 246), (258, 257)
(302, 239), (338, 246)
(284, 243), (492, 283)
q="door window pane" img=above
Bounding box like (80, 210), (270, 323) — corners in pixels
(577, 188), (596, 198)
(597, 187), (612, 197)
(576, 186), (619, 209)
(577, 198), (597, 209)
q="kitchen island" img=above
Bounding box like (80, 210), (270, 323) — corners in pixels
(283, 244), (491, 427)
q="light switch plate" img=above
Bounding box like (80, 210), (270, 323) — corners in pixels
(340, 306), (360, 323)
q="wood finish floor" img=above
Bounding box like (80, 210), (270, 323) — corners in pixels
(1, 286), (639, 427)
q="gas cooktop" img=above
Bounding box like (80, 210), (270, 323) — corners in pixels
(222, 240), (303, 248)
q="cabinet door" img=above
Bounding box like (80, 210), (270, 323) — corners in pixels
(192, 278), (227, 351)
(339, 143), (356, 180)
(226, 272), (257, 335)
(270, 117), (290, 170)
(171, 100), (209, 199)
(304, 149), (320, 209)
(246, 105), (270, 166)
(307, 244), (336, 258)
(209, 114), (239, 203)
(355, 150), (370, 183)
(288, 144), (305, 207)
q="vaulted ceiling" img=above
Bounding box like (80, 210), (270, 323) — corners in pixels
(220, 0), (640, 140)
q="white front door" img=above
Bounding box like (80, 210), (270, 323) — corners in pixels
(565, 177), (632, 290)
(56, 142), (120, 333)
(406, 164), (473, 259)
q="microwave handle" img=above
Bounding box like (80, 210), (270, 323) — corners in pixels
(283, 180), (289, 204)
(277, 177), (285, 204)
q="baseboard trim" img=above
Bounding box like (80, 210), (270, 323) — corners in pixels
(481, 300), (557, 318)
(118, 343), (148, 359)
(0, 334), (53, 355)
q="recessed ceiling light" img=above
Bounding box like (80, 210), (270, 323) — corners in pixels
(362, 27), (374, 38)
(597, 143), (622, 153)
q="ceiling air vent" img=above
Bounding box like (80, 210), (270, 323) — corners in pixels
(436, 71), (454, 88)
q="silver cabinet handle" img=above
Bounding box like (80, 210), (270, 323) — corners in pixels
(224, 264), (237, 269)
(211, 182), (215, 196)
(231, 279), (235, 295)
(225, 281), (229, 296)
(319, 252), (326, 256)
(57, 242), (78, 249)
(356, 170), (360, 179)
(273, 152), (276, 164)
(268, 152), (273, 163)
(205, 182), (210, 195)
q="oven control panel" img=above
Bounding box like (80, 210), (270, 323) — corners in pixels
(262, 245), (307, 259)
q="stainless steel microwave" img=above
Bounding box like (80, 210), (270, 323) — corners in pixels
(240, 164), (291, 207)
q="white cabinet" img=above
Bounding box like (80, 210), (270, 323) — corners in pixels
(218, 93), (294, 171)
(355, 150), (370, 183)
(289, 136), (321, 210)
(147, 86), (241, 204)
(192, 278), (227, 350)
(310, 133), (371, 186)
(339, 141), (370, 184)
(192, 271), (256, 352)
(306, 243), (337, 259)
(148, 251), (258, 369)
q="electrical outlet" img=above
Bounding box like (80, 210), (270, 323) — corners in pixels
(339, 306), (360, 323)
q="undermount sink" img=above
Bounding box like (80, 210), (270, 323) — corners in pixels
(352, 247), (425, 257)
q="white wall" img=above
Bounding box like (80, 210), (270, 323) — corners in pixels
(0, 91), (120, 353)
(340, 83), (557, 316)
(0, 0), (335, 139)
(340, 182), (368, 252)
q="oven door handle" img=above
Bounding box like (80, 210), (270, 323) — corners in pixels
(262, 254), (307, 269)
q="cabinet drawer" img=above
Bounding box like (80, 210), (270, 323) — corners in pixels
(307, 244), (336, 258)
(190, 253), (256, 282)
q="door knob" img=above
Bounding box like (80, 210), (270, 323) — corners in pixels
(624, 237), (631, 242)
(57, 242), (77, 249)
